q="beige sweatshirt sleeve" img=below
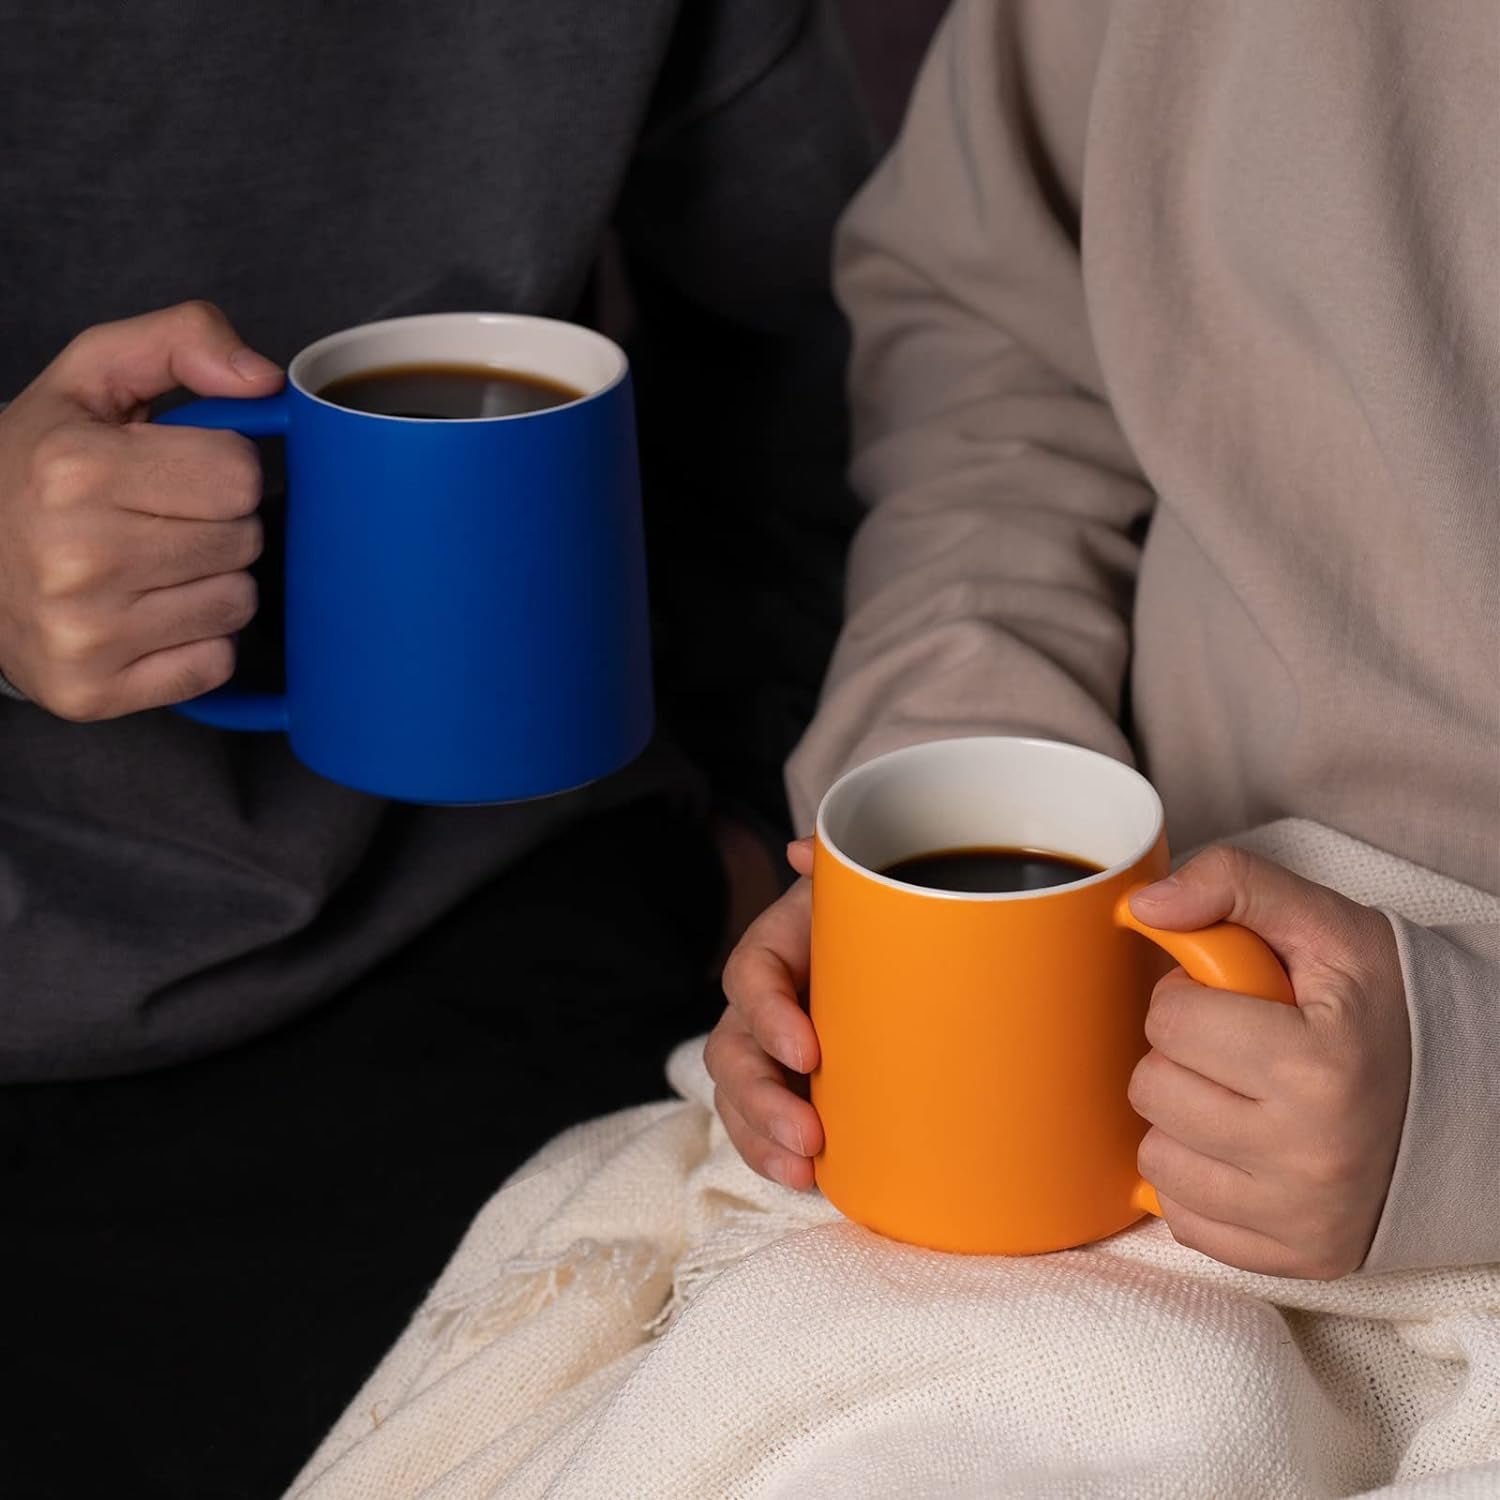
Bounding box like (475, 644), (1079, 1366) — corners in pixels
(783, 0), (1150, 833)
(1366, 917), (1500, 1272)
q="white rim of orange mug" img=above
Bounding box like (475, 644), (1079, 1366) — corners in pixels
(814, 736), (1166, 904)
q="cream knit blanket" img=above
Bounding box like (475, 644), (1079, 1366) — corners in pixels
(289, 821), (1500, 1499)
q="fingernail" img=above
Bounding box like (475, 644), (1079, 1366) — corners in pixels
(779, 1037), (806, 1073)
(766, 1155), (793, 1187)
(229, 347), (281, 381)
(770, 1117), (805, 1155)
(1132, 876), (1179, 905)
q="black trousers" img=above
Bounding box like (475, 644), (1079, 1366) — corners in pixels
(0, 800), (726, 1499)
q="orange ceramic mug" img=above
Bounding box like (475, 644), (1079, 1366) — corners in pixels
(810, 736), (1294, 1255)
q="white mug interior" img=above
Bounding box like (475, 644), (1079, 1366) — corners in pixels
(816, 737), (1164, 901)
(288, 312), (627, 421)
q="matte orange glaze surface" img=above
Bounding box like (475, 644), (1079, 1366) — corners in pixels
(810, 831), (1292, 1254)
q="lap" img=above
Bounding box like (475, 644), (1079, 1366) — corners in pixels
(0, 797), (725, 1500)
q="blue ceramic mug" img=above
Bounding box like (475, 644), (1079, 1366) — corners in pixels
(158, 313), (654, 804)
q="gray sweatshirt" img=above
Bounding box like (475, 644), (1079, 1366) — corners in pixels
(0, 0), (873, 1079)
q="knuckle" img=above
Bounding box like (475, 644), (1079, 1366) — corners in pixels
(1301, 1053), (1355, 1113)
(238, 514), (265, 568)
(1143, 987), (1184, 1050)
(43, 674), (108, 723)
(1296, 1202), (1349, 1251)
(720, 947), (750, 1002)
(173, 298), (224, 335)
(179, 638), (235, 698)
(185, 573), (257, 640)
(711, 1088), (759, 1171)
(1266, 1047), (1308, 1096)
(1276, 1052), (1332, 1114)
(1136, 1127), (1169, 1180)
(40, 606), (106, 666)
(1201, 843), (1251, 886)
(1302, 1155), (1342, 1193)
(1276, 1044), (1341, 1107)
(745, 1075), (786, 1128)
(216, 571), (259, 631)
(29, 429), (100, 506)
(1127, 1052), (1162, 1115)
(35, 542), (104, 601)
(702, 1027), (725, 1081)
(746, 1136), (784, 1183)
(1309, 1139), (1361, 1191)
(61, 325), (97, 359)
(1164, 1213), (1212, 1259)
(204, 637), (237, 688)
(211, 434), (262, 512)
(59, 323), (108, 367)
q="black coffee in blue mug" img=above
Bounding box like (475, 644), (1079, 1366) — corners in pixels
(157, 313), (653, 804)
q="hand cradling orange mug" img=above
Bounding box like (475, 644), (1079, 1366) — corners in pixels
(810, 737), (1293, 1255)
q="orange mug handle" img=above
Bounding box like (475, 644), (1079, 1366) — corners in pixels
(1115, 887), (1296, 1218)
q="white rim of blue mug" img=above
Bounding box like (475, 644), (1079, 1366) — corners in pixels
(287, 311), (628, 424)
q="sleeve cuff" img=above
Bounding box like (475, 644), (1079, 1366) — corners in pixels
(1360, 913), (1500, 1272)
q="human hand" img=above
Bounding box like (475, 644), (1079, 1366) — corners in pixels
(0, 301), (282, 718)
(705, 836), (824, 1188)
(1127, 845), (1411, 1279)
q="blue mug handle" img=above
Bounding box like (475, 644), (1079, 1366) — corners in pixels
(156, 392), (293, 732)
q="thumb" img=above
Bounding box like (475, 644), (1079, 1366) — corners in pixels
(51, 300), (283, 418)
(786, 837), (815, 878)
(1127, 844), (1346, 960)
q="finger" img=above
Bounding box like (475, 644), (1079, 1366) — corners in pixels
(786, 838), (814, 877)
(21, 422), (262, 528)
(1157, 1192), (1334, 1279)
(720, 880), (817, 1073)
(715, 1089), (815, 1190)
(52, 300), (282, 417)
(1128, 844), (1361, 965)
(115, 571), (258, 663)
(1144, 972), (1306, 1099)
(52, 635), (236, 721)
(1128, 1047), (1266, 1164)
(1138, 1127), (1275, 1232)
(113, 423), (264, 521)
(125, 514), (264, 590)
(705, 1012), (824, 1158)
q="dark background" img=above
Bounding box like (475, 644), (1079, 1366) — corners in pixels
(838, 0), (949, 142)
(0, 6), (955, 1499)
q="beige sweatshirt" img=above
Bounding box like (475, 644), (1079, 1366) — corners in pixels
(789, 0), (1499, 1270)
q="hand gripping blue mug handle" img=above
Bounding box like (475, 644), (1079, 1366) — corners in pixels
(157, 393), (291, 733)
